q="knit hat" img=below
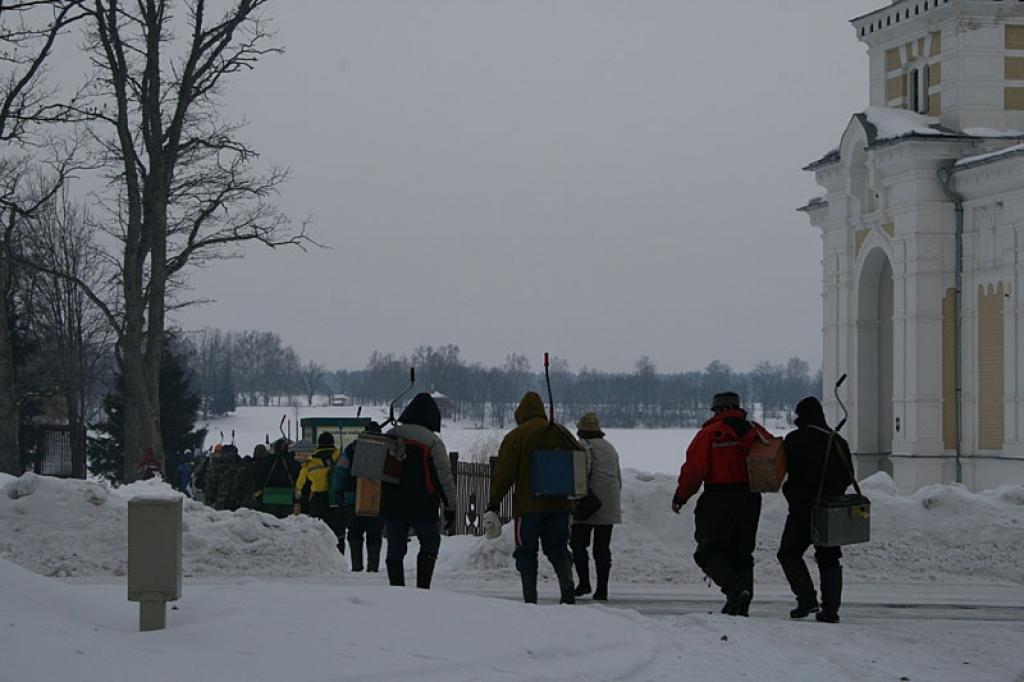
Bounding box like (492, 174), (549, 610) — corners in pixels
(253, 444), (268, 458)
(711, 391), (741, 411)
(317, 431), (335, 448)
(576, 412), (601, 432)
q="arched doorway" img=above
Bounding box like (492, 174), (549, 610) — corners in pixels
(855, 247), (894, 476)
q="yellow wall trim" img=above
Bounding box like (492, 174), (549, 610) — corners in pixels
(886, 48), (902, 72)
(929, 61), (942, 86)
(1007, 57), (1024, 80)
(930, 31), (942, 57)
(888, 75), (908, 102)
(977, 283), (1006, 450)
(882, 223), (895, 238)
(929, 92), (942, 116)
(1006, 87), (1024, 111)
(855, 229), (870, 257)
(1007, 25), (1024, 50)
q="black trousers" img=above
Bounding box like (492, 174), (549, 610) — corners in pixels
(777, 504), (842, 610)
(693, 484), (762, 597)
(344, 506), (383, 547)
(571, 524), (613, 566)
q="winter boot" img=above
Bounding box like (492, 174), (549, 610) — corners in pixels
(790, 601), (820, 619)
(722, 588), (752, 617)
(386, 561), (405, 587)
(519, 568), (539, 604)
(736, 565), (753, 617)
(780, 553), (818, 616)
(592, 561), (610, 601)
(367, 544), (381, 572)
(552, 559), (577, 605)
(348, 537), (364, 572)
(818, 563), (842, 623)
(573, 556), (592, 597)
(416, 553), (437, 590)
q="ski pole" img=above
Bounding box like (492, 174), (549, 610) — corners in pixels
(544, 352), (554, 422)
(279, 414), (287, 439)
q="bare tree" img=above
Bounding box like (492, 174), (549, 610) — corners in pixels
(300, 360), (325, 407)
(70, 0), (310, 480)
(24, 185), (114, 469)
(0, 1), (88, 474)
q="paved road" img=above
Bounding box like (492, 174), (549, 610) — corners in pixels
(438, 580), (1024, 623)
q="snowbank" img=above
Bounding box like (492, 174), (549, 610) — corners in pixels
(4, 468), (1023, 588)
(0, 556), (662, 682)
(0, 473), (345, 579)
(438, 470), (1024, 586)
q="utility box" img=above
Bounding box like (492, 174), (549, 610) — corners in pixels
(128, 496), (183, 631)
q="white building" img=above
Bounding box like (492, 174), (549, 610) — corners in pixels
(801, 0), (1024, 492)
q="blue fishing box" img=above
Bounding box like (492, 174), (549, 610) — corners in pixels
(529, 449), (587, 499)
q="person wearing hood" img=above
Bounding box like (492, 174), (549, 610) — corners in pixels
(381, 393), (456, 589)
(571, 412), (622, 601)
(483, 392), (581, 605)
(672, 392), (772, 616)
(778, 396), (854, 623)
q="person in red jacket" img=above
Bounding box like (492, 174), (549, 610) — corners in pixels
(671, 391), (770, 616)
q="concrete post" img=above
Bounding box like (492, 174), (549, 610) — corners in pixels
(127, 496), (183, 632)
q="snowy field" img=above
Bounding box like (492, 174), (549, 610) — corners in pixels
(201, 404), (791, 476)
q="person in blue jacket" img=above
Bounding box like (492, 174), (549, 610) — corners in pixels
(176, 449), (194, 497)
(333, 423), (384, 572)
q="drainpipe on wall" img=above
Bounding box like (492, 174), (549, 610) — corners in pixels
(937, 164), (963, 485)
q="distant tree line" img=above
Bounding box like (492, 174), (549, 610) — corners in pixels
(327, 345), (822, 429)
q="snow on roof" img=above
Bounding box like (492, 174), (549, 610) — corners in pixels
(955, 142), (1024, 168)
(864, 107), (949, 140)
(962, 127), (1024, 138)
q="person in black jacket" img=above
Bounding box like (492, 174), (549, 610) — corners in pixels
(778, 396), (854, 623)
(381, 393), (457, 589)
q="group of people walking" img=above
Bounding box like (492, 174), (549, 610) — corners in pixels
(184, 389), (854, 623)
(673, 391), (854, 622)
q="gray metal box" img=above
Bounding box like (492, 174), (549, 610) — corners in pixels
(351, 433), (403, 483)
(128, 496), (183, 602)
(811, 494), (871, 548)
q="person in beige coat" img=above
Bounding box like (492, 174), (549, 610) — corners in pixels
(571, 412), (622, 600)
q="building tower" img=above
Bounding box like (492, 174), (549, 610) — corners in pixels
(800, 0), (1024, 491)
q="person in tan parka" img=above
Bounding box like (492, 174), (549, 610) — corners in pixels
(484, 391), (580, 604)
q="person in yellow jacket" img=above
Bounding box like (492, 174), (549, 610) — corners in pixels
(294, 432), (345, 554)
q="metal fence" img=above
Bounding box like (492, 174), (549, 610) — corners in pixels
(448, 453), (513, 536)
(30, 426), (86, 479)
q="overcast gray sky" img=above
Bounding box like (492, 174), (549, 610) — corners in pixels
(167, 0), (881, 373)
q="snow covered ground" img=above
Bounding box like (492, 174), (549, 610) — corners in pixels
(4, 404), (1024, 680)
(2, 555), (1022, 682)
(3, 469), (1024, 680)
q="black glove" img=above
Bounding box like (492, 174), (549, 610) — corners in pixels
(444, 508), (456, 530)
(671, 495), (687, 513)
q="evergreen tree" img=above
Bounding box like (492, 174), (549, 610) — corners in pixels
(88, 334), (207, 484)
